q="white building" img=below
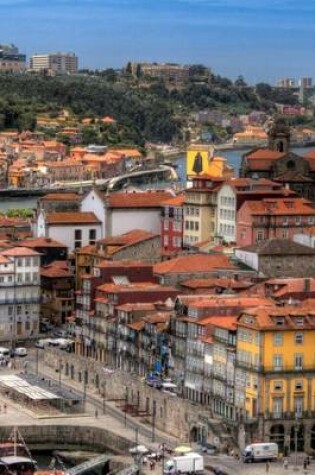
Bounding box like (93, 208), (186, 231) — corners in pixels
(30, 52), (78, 74)
(35, 211), (102, 253)
(216, 183), (237, 243)
(293, 229), (315, 248)
(80, 189), (173, 237)
(0, 247), (41, 342)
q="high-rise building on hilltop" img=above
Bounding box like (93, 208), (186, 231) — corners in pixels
(30, 52), (78, 74)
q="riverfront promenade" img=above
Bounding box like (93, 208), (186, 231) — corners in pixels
(0, 358), (313, 475)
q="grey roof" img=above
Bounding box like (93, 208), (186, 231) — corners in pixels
(238, 239), (315, 256)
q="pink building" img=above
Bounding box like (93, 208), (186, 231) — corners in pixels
(237, 197), (315, 246)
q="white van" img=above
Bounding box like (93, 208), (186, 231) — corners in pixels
(14, 347), (27, 357)
(35, 339), (53, 349)
(242, 443), (278, 463)
(0, 347), (10, 356)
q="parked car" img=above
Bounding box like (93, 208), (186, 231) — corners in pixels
(35, 339), (54, 349)
(14, 347), (27, 357)
(40, 322), (54, 333)
(198, 443), (217, 455)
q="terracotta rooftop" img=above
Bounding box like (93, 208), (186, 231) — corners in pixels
(238, 305), (315, 330)
(2, 247), (40, 257)
(244, 197), (315, 216)
(97, 282), (176, 293)
(97, 259), (152, 269)
(115, 303), (156, 312)
(41, 265), (73, 278)
(188, 296), (272, 309)
(181, 278), (253, 290)
(200, 315), (238, 331)
(107, 190), (173, 208)
(40, 193), (80, 202)
(162, 194), (185, 207)
(45, 212), (101, 225)
(239, 239), (315, 255)
(154, 253), (235, 274)
(18, 237), (66, 248)
(98, 230), (158, 248)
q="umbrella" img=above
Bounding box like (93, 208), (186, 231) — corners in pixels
(129, 445), (149, 454)
(174, 445), (192, 454)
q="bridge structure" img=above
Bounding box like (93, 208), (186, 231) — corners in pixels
(0, 165), (178, 198)
(67, 454), (111, 475)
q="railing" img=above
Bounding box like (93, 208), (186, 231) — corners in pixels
(0, 297), (41, 305)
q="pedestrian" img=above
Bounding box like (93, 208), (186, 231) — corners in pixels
(95, 409), (98, 418)
(142, 456), (147, 467)
(307, 456), (310, 466)
(3, 404), (7, 414)
(265, 461), (270, 473)
(304, 459), (307, 470)
(283, 458), (288, 470)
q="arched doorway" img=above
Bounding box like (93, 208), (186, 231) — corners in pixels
(270, 424), (285, 451)
(290, 424), (305, 452)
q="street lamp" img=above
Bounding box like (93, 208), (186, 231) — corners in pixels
(102, 380), (107, 415)
(294, 415), (299, 470)
(58, 359), (62, 389)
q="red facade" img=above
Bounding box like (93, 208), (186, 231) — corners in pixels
(161, 196), (184, 252)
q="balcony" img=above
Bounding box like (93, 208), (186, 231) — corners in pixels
(236, 360), (261, 372)
(0, 297), (41, 305)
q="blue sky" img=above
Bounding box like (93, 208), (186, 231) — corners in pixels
(2, 0), (315, 83)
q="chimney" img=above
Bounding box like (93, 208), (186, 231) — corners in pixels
(304, 278), (311, 293)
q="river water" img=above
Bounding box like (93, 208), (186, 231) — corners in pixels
(0, 146), (314, 211)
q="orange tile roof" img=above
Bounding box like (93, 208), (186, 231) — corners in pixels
(108, 191), (173, 208)
(245, 149), (285, 160)
(244, 197), (315, 216)
(97, 259), (152, 268)
(162, 194), (185, 207)
(2, 247), (40, 257)
(41, 265), (73, 278)
(99, 230), (158, 248)
(154, 253), (235, 275)
(97, 282), (176, 293)
(0, 255), (12, 264)
(41, 193), (80, 202)
(238, 305), (315, 330)
(18, 237), (66, 248)
(201, 316), (238, 331)
(115, 303), (156, 312)
(46, 212), (100, 225)
(181, 278), (253, 290)
(188, 296), (272, 309)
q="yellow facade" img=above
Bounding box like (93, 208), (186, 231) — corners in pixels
(186, 144), (234, 179)
(236, 308), (315, 420)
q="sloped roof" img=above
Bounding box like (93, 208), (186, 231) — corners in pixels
(239, 239), (315, 255)
(154, 253), (235, 275)
(107, 191), (173, 208)
(45, 212), (100, 225)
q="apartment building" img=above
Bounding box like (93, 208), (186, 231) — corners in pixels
(183, 176), (223, 245)
(30, 52), (78, 74)
(0, 247), (40, 342)
(161, 194), (184, 252)
(0, 44), (26, 72)
(236, 305), (315, 452)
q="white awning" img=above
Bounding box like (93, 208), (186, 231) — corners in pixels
(0, 375), (60, 400)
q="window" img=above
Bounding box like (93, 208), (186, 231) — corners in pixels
(17, 305), (22, 315)
(295, 332), (304, 345)
(89, 229), (96, 244)
(74, 229), (82, 249)
(8, 307), (13, 316)
(25, 273), (31, 283)
(294, 354), (303, 370)
(295, 317), (304, 326)
(272, 397), (283, 417)
(185, 221), (189, 230)
(273, 333), (283, 346)
(283, 216), (288, 225)
(273, 355), (283, 371)
(17, 273), (22, 283)
(257, 231), (264, 242)
(295, 380), (303, 391)
(17, 258), (23, 267)
(295, 216), (301, 225)
(194, 222), (199, 231)
(282, 229), (289, 238)
(0, 276), (4, 283)
(294, 397), (303, 417)
(164, 220), (169, 231)
(274, 381), (283, 391)
(163, 236), (169, 247)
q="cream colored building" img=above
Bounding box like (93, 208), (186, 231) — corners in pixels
(30, 52), (78, 74)
(183, 176), (222, 245)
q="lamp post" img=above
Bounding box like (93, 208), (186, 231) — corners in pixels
(294, 414), (299, 470)
(58, 358), (62, 389)
(152, 401), (156, 443)
(124, 386), (128, 427)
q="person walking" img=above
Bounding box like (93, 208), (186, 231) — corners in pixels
(265, 461), (270, 473)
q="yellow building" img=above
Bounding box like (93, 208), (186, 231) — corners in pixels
(236, 305), (315, 452)
(186, 144), (233, 180)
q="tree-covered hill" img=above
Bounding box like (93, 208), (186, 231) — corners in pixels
(0, 72), (301, 145)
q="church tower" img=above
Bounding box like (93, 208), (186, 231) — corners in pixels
(266, 116), (291, 153)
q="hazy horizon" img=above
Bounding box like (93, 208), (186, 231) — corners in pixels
(2, 0), (315, 84)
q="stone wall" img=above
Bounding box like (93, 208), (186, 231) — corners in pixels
(112, 236), (161, 263)
(44, 349), (213, 443)
(0, 425), (132, 454)
(260, 254), (315, 278)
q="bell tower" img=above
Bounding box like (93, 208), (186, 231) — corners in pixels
(265, 115), (291, 153)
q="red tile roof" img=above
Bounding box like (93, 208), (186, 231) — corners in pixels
(162, 194), (185, 207)
(154, 253), (235, 275)
(18, 237), (66, 248)
(40, 193), (80, 202)
(107, 191), (173, 208)
(41, 265), (73, 278)
(2, 247), (40, 257)
(244, 197), (315, 216)
(46, 212), (101, 225)
(98, 230), (158, 247)
(245, 149), (285, 160)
